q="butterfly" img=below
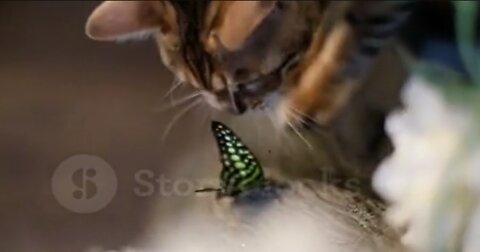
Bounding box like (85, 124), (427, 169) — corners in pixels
(196, 121), (266, 197)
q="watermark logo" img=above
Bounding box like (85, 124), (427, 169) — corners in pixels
(51, 154), (117, 214)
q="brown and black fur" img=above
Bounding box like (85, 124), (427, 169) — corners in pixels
(84, 1), (465, 174)
(85, 1), (417, 125)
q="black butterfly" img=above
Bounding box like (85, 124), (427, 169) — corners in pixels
(196, 121), (266, 197)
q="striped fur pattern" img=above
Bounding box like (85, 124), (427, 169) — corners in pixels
(278, 1), (414, 125)
(85, 1), (414, 127)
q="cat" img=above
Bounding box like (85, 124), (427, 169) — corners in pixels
(84, 0), (473, 190)
(84, 0), (429, 174)
(84, 0), (417, 128)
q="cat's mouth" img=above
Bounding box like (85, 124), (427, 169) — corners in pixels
(235, 52), (300, 111)
(203, 52), (300, 114)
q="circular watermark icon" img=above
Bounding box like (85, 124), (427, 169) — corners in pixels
(51, 154), (117, 214)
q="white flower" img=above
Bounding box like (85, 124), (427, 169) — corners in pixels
(373, 76), (480, 252)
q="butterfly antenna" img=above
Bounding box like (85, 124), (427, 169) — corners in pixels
(195, 187), (222, 194)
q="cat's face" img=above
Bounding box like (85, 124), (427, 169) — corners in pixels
(86, 1), (318, 115)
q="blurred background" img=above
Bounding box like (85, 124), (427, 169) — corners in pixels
(0, 1), (196, 251)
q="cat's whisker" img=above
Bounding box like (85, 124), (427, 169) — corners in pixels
(290, 106), (318, 126)
(162, 78), (185, 101)
(287, 121), (313, 150)
(161, 98), (202, 142)
(287, 107), (313, 150)
(289, 105), (355, 171)
(190, 100), (207, 141)
(198, 102), (212, 137)
(265, 109), (297, 155)
(154, 91), (202, 112)
(284, 128), (308, 153)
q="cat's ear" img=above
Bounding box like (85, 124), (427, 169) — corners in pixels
(85, 1), (177, 41)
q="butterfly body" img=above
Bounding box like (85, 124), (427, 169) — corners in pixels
(196, 121), (287, 200)
(212, 121), (265, 195)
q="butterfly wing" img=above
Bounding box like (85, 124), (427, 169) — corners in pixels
(211, 121), (265, 196)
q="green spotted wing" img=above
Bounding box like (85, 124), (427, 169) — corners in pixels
(211, 121), (265, 196)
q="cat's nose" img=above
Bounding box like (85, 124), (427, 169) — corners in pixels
(213, 84), (247, 114)
(223, 66), (252, 85)
(229, 90), (247, 114)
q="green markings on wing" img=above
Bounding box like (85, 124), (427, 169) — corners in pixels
(211, 121), (265, 196)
